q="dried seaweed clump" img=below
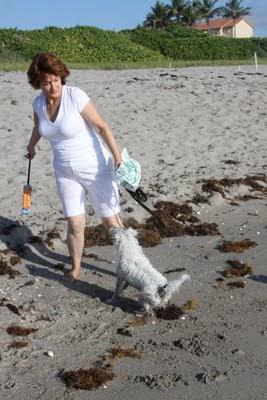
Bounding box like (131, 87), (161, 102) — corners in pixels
(10, 340), (29, 349)
(201, 175), (267, 197)
(154, 201), (199, 224)
(138, 229), (161, 247)
(9, 255), (22, 266)
(83, 200), (220, 247)
(29, 235), (43, 244)
(144, 201), (219, 239)
(127, 315), (147, 326)
(103, 345), (142, 360)
(63, 367), (115, 390)
(226, 281), (246, 288)
(191, 193), (210, 204)
(223, 259), (254, 278)
(0, 257), (21, 279)
(155, 304), (184, 320)
(236, 194), (262, 201)
(201, 179), (226, 197)
(187, 223), (220, 236)
(6, 325), (37, 336)
(182, 298), (199, 312)
(45, 227), (61, 248)
(123, 217), (142, 229)
(84, 225), (112, 247)
(218, 239), (257, 253)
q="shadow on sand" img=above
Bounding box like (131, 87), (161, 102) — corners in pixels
(0, 216), (139, 314)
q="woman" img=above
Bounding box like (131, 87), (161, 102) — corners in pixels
(26, 52), (123, 282)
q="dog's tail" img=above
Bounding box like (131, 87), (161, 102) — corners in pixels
(165, 273), (191, 300)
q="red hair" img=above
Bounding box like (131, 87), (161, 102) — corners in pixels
(27, 52), (70, 89)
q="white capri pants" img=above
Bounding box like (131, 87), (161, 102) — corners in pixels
(54, 159), (121, 218)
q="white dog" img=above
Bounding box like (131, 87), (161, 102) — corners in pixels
(109, 227), (191, 313)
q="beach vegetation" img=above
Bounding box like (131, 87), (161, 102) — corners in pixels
(0, 26), (164, 64)
(0, 23), (266, 71)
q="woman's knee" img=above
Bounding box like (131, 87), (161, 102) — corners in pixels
(67, 215), (85, 236)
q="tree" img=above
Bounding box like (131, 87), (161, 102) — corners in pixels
(182, 1), (201, 26)
(168, 0), (190, 23)
(220, 0), (251, 37)
(143, 1), (171, 29)
(198, 0), (221, 33)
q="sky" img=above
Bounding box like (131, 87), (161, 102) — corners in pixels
(0, 0), (266, 37)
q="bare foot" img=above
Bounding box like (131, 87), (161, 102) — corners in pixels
(63, 269), (80, 283)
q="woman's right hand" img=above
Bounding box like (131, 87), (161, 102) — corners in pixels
(26, 144), (36, 159)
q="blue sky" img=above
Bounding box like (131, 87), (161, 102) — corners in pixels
(0, 0), (266, 36)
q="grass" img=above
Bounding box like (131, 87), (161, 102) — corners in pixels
(1, 58), (267, 72)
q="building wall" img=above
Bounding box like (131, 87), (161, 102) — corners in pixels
(222, 27), (233, 37)
(210, 28), (221, 36)
(235, 19), (254, 38)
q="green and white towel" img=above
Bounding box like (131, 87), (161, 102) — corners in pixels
(116, 148), (141, 192)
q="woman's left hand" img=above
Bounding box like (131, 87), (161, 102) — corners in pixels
(114, 155), (122, 171)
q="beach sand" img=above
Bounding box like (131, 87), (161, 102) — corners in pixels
(0, 65), (266, 399)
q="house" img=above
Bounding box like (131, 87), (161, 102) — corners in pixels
(193, 17), (254, 38)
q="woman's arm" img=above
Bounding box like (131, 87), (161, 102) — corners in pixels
(27, 113), (41, 159)
(81, 102), (122, 169)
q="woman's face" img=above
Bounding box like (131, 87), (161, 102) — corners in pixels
(41, 73), (62, 100)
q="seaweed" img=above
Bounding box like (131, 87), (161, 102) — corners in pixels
(191, 193), (210, 204)
(9, 340), (29, 348)
(218, 239), (257, 253)
(9, 255), (21, 266)
(226, 281), (246, 288)
(29, 235), (43, 244)
(127, 315), (148, 326)
(82, 253), (112, 264)
(82, 200), (220, 247)
(164, 267), (186, 274)
(6, 303), (21, 315)
(6, 325), (37, 336)
(63, 367), (115, 390)
(223, 259), (253, 277)
(182, 298), (199, 312)
(138, 229), (161, 247)
(155, 304), (185, 320)
(201, 175), (267, 198)
(103, 346), (142, 360)
(45, 227), (61, 249)
(84, 225), (112, 247)
(236, 194), (262, 201)
(0, 257), (21, 279)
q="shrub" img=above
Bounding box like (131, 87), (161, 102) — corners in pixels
(122, 27), (267, 60)
(0, 26), (165, 63)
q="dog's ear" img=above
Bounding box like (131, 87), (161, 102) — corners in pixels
(157, 284), (167, 298)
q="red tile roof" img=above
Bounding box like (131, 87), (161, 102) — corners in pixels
(193, 17), (253, 31)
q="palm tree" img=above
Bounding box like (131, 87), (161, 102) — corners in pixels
(220, 0), (251, 37)
(168, 0), (190, 23)
(143, 1), (171, 29)
(198, 0), (222, 34)
(182, 1), (201, 26)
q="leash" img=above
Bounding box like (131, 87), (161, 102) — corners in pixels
(126, 188), (165, 228)
(125, 188), (153, 216)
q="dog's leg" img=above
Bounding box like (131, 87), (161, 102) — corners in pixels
(107, 275), (128, 305)
(137, 292), (153, 316)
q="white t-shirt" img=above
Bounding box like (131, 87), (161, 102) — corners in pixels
(32, 86), (110, 167)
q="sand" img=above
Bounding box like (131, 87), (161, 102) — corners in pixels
(0, 65), (266, 400)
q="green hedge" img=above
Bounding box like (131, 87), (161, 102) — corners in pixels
(0, 26), (165, 63)
(167, 37), (267, 60)
(0, 25), (266, 64)
(122, 27), (267, 60)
